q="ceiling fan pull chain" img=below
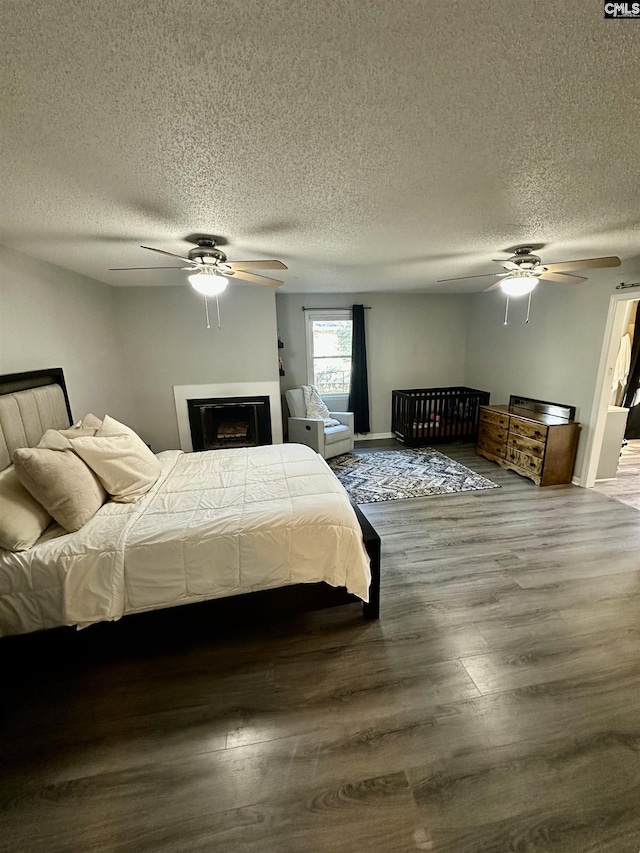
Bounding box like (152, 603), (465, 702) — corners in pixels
(216, 294), (221, 329)
(204, 295), (211, 329)
(525, 291), (532, 324)
(504, 294), (510, 325)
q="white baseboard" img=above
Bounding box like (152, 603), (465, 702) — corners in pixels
(354, 432), (395, 441)
(571, 476), (585, 487)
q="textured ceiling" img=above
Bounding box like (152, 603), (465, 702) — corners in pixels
(1, 0), (638, 293)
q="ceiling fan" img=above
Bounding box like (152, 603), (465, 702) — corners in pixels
(110, 235), (288, 296)
(438, 247), (621, 296)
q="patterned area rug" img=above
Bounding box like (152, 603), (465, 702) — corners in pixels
(327, 447), (499, 504)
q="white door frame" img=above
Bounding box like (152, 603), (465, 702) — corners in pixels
(582, 291), (638, 488)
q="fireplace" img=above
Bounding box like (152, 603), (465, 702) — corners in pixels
(174, 381), (283, 451)
(187, 396), (272, 451)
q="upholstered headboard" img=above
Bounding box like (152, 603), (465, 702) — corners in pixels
(0, 368), (73, 472)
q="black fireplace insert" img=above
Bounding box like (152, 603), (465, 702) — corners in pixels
(187, 396), (272, 451)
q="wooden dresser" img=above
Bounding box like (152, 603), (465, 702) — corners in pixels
(476, 395), (580, 486)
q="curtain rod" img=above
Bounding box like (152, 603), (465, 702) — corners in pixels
(301, 306), (371, 311)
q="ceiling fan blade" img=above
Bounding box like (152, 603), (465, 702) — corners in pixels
(225, 270), (284, 287)
(543, 256), (621, 273)
(437, 273), (500, 283)
(141, 245), (194, 264)
(483, 282), (503, 292)
(538, 271), (587, 283)
(227, 260), (288, 271)
(109, 266), (184, 271)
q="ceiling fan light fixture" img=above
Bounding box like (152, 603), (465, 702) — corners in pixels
(500, 273), (539, 297)
(188, 268), (229, 296)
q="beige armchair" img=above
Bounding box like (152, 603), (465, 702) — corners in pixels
(285, 388), (354, 459)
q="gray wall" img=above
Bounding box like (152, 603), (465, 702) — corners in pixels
(2, 243), (628, 483)
(276, 292), (469, 435)
(115, 284), (279, 451)
(1, 246), (280, 452)
(463, 270), (620, 482)
(0, 245), (135, 427)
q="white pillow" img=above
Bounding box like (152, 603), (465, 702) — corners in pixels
(70, 415), (161, 503)
(302, 384), (330, 419)
(302, 385), (341, 427)
(0, 466), (52, 551)
(13, 439), (107, 533)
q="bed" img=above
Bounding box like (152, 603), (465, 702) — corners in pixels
(0, 368), (379, 637)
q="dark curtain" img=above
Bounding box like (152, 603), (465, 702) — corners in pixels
(348, 304), (370, 433)
(623, 301), (640, 439)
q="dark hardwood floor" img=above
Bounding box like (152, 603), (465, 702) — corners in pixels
(1, 441), (640, 852)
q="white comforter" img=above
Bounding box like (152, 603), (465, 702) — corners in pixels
(0, 444), (371, 636)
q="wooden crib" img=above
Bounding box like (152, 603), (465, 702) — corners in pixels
(392, 386), (490, 446)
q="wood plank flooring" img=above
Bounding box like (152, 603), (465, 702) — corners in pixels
(1, 441), (640, 852)
(594, 438), (640, 511)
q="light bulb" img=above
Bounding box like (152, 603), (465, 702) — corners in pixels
(188, 270), (229, 296)
(499, 275), (538, 296)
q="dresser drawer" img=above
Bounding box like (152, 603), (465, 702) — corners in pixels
(480, 409), (509, 429)
(507, 432), (545, 459)
(478, 423), (508, 445)
(509, 416), (548, 442)
(477, 435), (507, 459)
(505, 447), (543, 474)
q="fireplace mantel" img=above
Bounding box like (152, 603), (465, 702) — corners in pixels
(174, 381), (283, 451)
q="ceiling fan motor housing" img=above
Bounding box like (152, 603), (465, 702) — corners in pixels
(187, 240), (228, 265)
(511, 248), (542, 270)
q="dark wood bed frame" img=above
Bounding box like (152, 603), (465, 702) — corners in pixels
(0, 367), (380, 627)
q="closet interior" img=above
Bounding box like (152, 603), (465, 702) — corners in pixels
(594, 299), (640, 511)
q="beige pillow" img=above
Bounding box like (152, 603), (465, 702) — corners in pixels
(0, 466), (52, 551)
(59, 413), (103, 439)
(70, 415), (160, 503)
(13, 440), (107, 533)
(37, 416), (102, 452)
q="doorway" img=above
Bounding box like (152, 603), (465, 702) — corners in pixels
(584, 293), (640, 493)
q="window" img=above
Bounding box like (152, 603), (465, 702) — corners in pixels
(305, 310), (352, 395)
